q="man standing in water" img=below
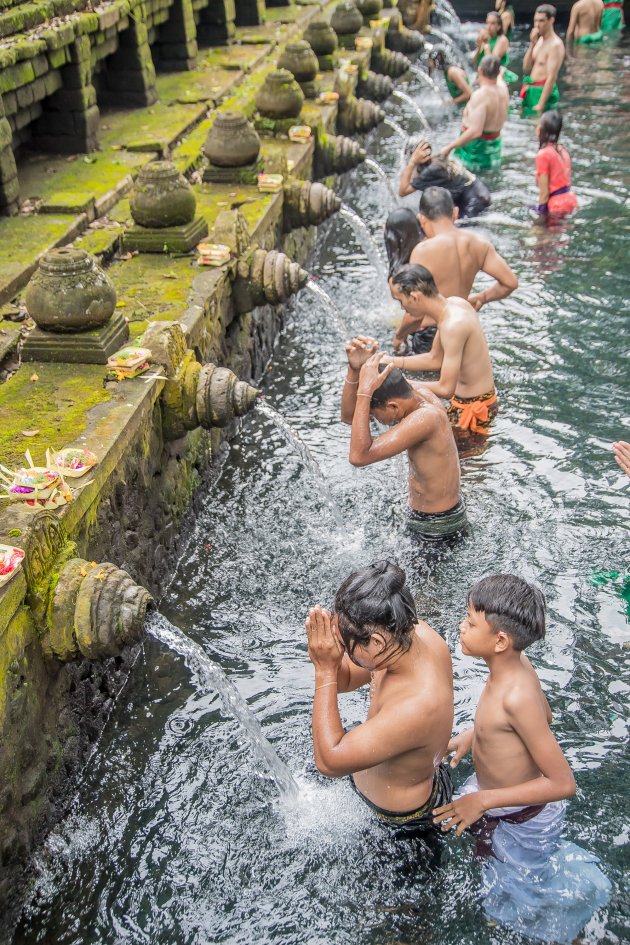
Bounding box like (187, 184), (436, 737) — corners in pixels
(566, 0), (604, 43)
(387, 265), (498, 439)
(306, 560), (454, 831)
(341, 335), (464, 539)
(521, 5), (565, 116)
(439, 55), (509, 172)
(393, 187), (518, 354)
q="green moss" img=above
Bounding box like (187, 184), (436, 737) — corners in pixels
(0, 363), (112, 472)
(99, 101), (207, 153)
(0, 215), (83, 305)
(18, 149), (146, 208)
(107, 254), (195, 338)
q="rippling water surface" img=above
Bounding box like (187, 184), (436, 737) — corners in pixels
(14, 25), (629, 945)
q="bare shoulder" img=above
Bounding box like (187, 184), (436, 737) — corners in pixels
(409, 382), (447, 411)
(410, 239), (438, 264)
(503, 662), (545, 714)
(416, 620), (451, 657)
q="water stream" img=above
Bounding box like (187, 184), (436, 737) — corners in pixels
(305, 279), (352, 338)
(410, 62), (442, 94)
(13, 27), (630, 945)
(427, 26), (470, 68)
(392, 89), (431, 131)
(339, 205), (387, 279)
(383, 115), (409, 141)
(364, 157), (399, 205)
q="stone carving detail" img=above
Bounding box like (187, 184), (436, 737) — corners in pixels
(386, 11), (424, 53)
(24, 249), (117, 333)
(315, 133), (366, 177)
(283, 180), (341, 231)
(303, 19), (338, 66)
(371, 46), (412, 78)
(47, 559), (154, 661)
(22, 511), (69, 596)
(356, 70), (394, 102)
(255, 70), (305, 120)
(337, 96), (385, 134)
(203, 112), (261, 167)
(195, 364), (259, 429)
(129, 161), (196, 229)
(277, 40), (319, 98)
(141, 321), (188, 378)
(234, 248), (308, 313)
(330, 1), (364, 46)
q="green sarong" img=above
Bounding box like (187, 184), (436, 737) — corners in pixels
(520, 75), (560, 117)
(602, 3), (625, 31)
(575, 28), (604, 42)
(454, 134), (502, 171)
(502, 67), (518, 84)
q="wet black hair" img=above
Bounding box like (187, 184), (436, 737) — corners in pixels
(392, 263), (439, 298)
(428, 45), (452, 71)
(479, 53), (501, 79)
(384, 208), (423, 278)
(538, 109), (563, 148)
(419, 185), (454, 220)
(370, 365), (414, 409)
(467, 574), (546, 651)
(536, 3), (557, 18)
(334, 560), (418, 661)
(486, 10), (504, 32)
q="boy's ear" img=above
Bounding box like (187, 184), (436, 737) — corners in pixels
(494, 630), (510, 653)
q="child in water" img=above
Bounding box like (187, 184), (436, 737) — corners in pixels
(534, 109), (579, 217)
(433, 574), (611, 944)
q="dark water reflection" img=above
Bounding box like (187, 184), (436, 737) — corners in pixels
(14, 27), (629, 945)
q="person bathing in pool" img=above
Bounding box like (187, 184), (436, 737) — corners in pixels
(306, 560), (454, 832)
(341, 336), (465, 540)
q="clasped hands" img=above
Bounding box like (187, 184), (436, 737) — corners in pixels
(305, 604), (344, 673)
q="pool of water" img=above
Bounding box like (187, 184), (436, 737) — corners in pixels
(13, 25), (629, 945)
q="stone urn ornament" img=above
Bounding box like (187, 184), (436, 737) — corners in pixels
(277, 41), (320, 98)
(356, 0), (383, 22)
(330, 0), (364, 47)
(124, 159), (208, 253)
(129, 161), (196, 228)
(255, 69), (305, 121)
(22, 248), (128, 364)
(303, 19), (338, 71)
(203, 112), (261, 168)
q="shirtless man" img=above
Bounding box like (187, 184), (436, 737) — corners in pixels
(392, 186), (518, 354)
(387, 264), (498, 439)
(306, 560), (454, 828)
(566, 0), (604, 43)
(521, 5), (565, 116)
(341, 336), (464, 539)
(439, 55), (509, 172)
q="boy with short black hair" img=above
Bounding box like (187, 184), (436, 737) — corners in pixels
(433, 574), (610, 943)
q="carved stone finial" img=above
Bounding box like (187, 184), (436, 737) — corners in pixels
(315, 133), (367, 176)
(24, 249), (117, 333)
(129, 160), (196, 229)
(356, 69), (394, 101)
(195, 364), (259, 429)
(303, 19), (338, 59)
(356, 0), (383, 22)
(337, 96), (385, 135)
(283, 180), (341, 231)
(203, 112), (261, 168)
(330, 0), (364, 47)
(255, 70), (305, 120)
(233, 248), (308, 313)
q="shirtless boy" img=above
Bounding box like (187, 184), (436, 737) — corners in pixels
(439, 55), (509, 172)
(387, 265), (498, 438)
(432, 575), (575, 850)
(521, 5), (565, 116)
(342, 336), (464, 539)
(566, 0), (604, 43)
(306, 560), (454, 830)
(392, 187), (517, 354)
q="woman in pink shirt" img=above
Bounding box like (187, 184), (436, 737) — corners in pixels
(535, 111), (579, 217)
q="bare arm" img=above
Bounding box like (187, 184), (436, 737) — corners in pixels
(387, 329), (444, 374)
(537, 172), (550, 204)
(494, 35), (509, 60)
(341, 336), (379, 424)
(399, 141), (432, 197)
(418, 321), (466, 399)
(537, 42), (564, 112)
(393, 310), (426, 350)
(349, 394), (434, 467)
(468, 241), (519, 310)
(523, 30), (539, 73)
(566, 4), (578, 41)
(336, 654), (372, 693)
(441, 96), (487, 156)
(451, 71), (472, 104)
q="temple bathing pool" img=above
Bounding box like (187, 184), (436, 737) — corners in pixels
(13, 27), (629, 945)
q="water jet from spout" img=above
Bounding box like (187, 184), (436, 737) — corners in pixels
(392, 90), (431, 131)
(339, 205), (387, 281)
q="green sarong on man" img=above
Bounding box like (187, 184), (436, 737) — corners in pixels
(575, 28), (604, 42)
(602, 1), (625, 31)
(454, 131), (502, 171)
(520, 76), (560, 117)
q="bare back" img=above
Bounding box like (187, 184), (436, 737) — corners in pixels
(410, 229), (493, 299)
(473, 656), (551, 790)
(405, 388), (461, 512)
(353, 623), (454, 812)
(462, 83), (509, 135)
(572, 0), (604, 36)
(530, 31), (565, 81)
(439, 296), (494, 398)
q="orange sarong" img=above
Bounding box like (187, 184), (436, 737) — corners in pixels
(448, 389), (498, 435)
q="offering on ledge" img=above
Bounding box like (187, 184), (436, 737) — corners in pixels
(0, 453), (73, 509)
(317, 91), (339, 104)
(107, 346), (152, 379)
(52, 447), (98, 478)
(197, 243), (232, 267)
(288, 125), (313, 143)
(355, 36), (373, 51)
(257, 174), (284, 193)
(0, 544), (25, 588)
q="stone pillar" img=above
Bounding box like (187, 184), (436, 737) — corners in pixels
(99, 3), (158, 107)
(35, 36), (100, 154)
(234, 0), (266, 25)
(154, 0), (198, 72)
(197, 0), (236, 46)
(0, 95), (19, 215)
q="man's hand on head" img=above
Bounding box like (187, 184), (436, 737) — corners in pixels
(345, 336), (379, 371)
(358, 353), (394, 396)
(411, 141), (432, 167)
(305, 605), (344, 673)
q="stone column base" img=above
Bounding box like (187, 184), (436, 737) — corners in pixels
(122, 217), (208, 253)
(22, 313), (129, 364)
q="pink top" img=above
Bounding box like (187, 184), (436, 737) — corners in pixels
(535, 144), (572, 194)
